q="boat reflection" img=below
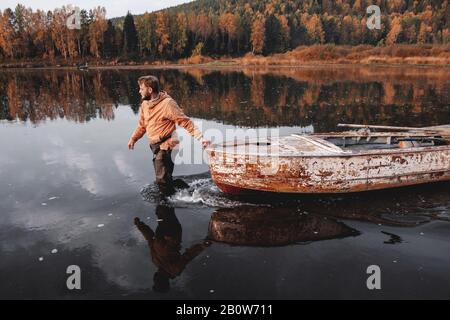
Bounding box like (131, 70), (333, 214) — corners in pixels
(207, 186), (444, 246)
(134, 205), (211, 293)
(208, 206), (360, 246)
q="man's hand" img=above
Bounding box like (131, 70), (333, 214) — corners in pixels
(128, 138), (136, 150)
(201, 139), (211, 149)
(203, 240), (212, 247)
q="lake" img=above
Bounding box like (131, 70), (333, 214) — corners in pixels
(0, 66), (449, 299)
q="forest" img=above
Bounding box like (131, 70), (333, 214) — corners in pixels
(0, 0), (448, 64)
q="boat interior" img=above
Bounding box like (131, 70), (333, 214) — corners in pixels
(212, 125), (450, 156)
(314, 131), (448, 152)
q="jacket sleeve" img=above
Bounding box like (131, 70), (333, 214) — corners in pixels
(135, 220), (155, 245)
(181, 243), (207, 265)
(131, 105), (147, 142)
(166, 100), (203, 140)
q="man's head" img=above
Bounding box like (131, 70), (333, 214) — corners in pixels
(153, 269), (170, 293)
(138, 75), (160, 101)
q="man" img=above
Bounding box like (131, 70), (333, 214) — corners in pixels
(128, 75), (210, 194)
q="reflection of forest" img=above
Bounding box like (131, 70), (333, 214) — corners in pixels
(0, 67), (448, 131)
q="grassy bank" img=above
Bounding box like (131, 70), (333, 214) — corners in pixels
(236, 44), (450, 66)
(1, 45), (449, 69)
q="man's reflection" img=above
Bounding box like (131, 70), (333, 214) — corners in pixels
(134, 205), (210, 293)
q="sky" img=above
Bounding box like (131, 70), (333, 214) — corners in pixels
(0, 0), (193, 18)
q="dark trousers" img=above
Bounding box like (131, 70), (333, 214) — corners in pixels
(153, 149), (175, 192)
(151, 144), (189, 196)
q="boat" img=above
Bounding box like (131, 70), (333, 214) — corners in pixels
(77, 62), (89, 70)
(206, 124), (450, 195)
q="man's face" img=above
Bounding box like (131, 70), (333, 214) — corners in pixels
(139, 83), (152, 100)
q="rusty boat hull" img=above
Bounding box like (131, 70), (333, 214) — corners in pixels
(206, 130), (450, 195)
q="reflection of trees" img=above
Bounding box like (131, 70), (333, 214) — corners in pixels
(0, 70), (116, 123)
(0, 67), (448, 131)
(177, 68), (449, 131)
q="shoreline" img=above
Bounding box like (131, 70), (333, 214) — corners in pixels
(1, 44), (449, 70)
(1, 61), (450, 71)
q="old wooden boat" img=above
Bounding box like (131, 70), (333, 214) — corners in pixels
(206, 124), (450, 195)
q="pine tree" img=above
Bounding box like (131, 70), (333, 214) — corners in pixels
(264, 14), (282, 54)
(103, 20), (117, 58)
(122, 11), (138, 57)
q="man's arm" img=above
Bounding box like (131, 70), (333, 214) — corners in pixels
(134, 218), (155, 244)
(166, 100), (210, 147)
(180, 242), (209, 265)
(128, 106), (146, 150)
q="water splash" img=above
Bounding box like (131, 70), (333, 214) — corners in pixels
(140, 177), (256, 208)
(167, 178), (248, 208)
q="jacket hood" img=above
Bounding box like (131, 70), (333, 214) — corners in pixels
(146, 91), (171, 109)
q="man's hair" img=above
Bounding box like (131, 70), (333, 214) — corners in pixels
(138, 75), (160, 93)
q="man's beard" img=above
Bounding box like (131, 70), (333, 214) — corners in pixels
(141, 93), (151, 101)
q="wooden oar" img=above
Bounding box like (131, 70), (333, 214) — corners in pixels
(338, 123), (450, 135)
(337, 123), (450, 138)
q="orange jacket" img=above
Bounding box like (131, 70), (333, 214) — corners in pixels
(131, 91), (203, 150)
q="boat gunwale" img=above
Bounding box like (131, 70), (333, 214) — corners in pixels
(206, 144), (450, 158)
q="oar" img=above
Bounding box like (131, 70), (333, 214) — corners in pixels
(337, 123), (450, 138)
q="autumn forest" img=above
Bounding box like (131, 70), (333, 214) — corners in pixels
(0, 0), (449, 64)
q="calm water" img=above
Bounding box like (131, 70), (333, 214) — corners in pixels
(0, 66), (449, 299)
